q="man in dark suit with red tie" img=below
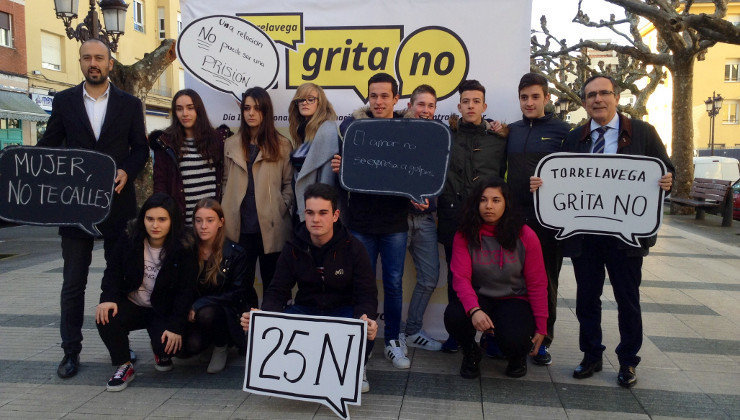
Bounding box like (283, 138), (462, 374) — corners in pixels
(37, 38), (148, 379)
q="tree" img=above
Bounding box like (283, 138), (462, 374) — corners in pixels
(109, 39), (178, 205)
(531, 15), (666, 121)
(531, 0), (740, 211)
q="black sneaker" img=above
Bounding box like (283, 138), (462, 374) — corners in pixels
(107, 362), (135, 391)
(441, 336), (459, 353)
(505, 356), (528, 378)
(154, 354), (173, 372)
(460, 343), (482, 379)
(532, 345), (552, 366)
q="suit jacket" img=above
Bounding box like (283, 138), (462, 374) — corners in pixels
(37, 82), (149, 239)
(560, 112), (675, 257)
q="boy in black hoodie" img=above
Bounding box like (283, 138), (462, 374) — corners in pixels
(240, 183), (378, 392)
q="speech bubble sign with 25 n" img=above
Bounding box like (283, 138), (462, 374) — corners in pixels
(178, 15), (279, 99)
(534, 153), (667, 247)
(244, 311), (367, 420)
(340, 119), (451, 204)
(0, 146), (116, 236)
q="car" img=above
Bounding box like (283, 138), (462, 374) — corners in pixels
(733, 181), (740, 221)
(693, 156), (740, 182)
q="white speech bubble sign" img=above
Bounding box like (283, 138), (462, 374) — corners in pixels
(534, 153), (667, 247)
(177, 15), (279, 99)
(244, 311), (367, 420)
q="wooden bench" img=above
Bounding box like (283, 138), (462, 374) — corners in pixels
(670, 178), (733, 227)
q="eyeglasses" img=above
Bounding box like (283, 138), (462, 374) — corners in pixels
(585, 90), (615, 100)
(294, 96), (318, 105)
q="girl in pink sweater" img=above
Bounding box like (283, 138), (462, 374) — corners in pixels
(443, 177), (548, 378)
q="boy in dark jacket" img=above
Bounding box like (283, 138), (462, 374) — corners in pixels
(240, 183), (378, 392)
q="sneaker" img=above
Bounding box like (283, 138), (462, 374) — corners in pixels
(361, 367), (370, 393)
(154, 354), (173, 372)
(505, 356), (528, 378)
(207, 345), (228, 374)
(106, 362), (135, 391)
(384, 340), (410, 369)
(404, 330), (442, 351)
(460, 343), (482, 379)
(532, 345), (552, 366)
(441, 336), (459, 353)
(480, 333), (506, 359)
(397, 333), (409, 356)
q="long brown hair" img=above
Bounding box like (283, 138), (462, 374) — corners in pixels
(239, 87), (282, 162)
(288, 83), (337, 144)
(193, 198), (225, 287)
(163, 89), (221, 166)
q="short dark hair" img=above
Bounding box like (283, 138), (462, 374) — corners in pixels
(518, 73), (549, 95)
(304, 183), (338, 212)
(368, 73), (398, 97)
(581, 74), (619, 99)
(79, 38), (112, 60)
(410, 84), (437, 104)
(458, 80), (486, 100)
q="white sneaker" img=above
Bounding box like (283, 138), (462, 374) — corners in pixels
(398, 333), (409, 356)
(361, 367), (370, 393)
(405, 330), (442, 351)
(384, 340), (410, 369)
(207, 345), (228, 374)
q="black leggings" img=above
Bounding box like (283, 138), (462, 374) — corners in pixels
(444, 296), (535, 359)
(184, 305), (230, 355)
(239, 232), (280, 294)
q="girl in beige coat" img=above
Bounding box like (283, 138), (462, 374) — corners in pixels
(221, 87), (293, 295)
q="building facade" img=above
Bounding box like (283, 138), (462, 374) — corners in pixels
(24, 0), (185, 142)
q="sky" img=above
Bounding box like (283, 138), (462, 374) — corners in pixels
(531, 0), (631, 45)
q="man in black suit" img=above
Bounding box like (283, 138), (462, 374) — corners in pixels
(37, 38), (148, 379)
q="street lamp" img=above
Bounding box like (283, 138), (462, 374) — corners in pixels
(704, 92), (723, 156)
(53, 0), (129, 52)
(554, 98), (571, 121)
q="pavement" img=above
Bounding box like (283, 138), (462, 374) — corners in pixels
(0, 214), (738, 419)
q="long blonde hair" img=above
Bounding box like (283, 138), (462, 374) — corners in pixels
(193, 198), (225, 288)
(288, 83), (337, 144)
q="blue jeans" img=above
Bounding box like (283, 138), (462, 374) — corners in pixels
(285, 305), (374, 362)
(405, 213), (440, 336)
(350, 230), (407, 345)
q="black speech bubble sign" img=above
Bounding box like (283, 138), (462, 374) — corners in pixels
(339, 119), (451, 204)
(0, 146), (116, 236)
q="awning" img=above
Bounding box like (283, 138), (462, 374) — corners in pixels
(0, 91), (50, 122)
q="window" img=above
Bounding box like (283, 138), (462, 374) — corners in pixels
(0, 12), (11, 48)
(41, 32), (62, 71)
(133, 0), (144, 32)
(725, 60), (740, 82)
(724, 101), (738, 124)
(177, 12), (182, 34)
(158, 7), (165, 39)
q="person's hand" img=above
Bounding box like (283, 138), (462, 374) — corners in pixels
(659, 172), (673, 191)
(331, 154), (342, 173)
(188, 309), (196, 323)
(114, 169), (128, 194)
(360, 314), (377, 341)
(411, 198), (430, 211)
(240, 308), (259, 331)
(161, 330), (182, 354)
(530, 176), (543, 193)
(95, 302), (118, 325)
(529, 333), (545, 356)
(486, 120), (505, 136)
(471, 309), (494, 332)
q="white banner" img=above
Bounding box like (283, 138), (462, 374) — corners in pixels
(180, 0), (531, 128)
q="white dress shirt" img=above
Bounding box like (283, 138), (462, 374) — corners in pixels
(589, 113), (619, 154)
(82, 82), (111, 141)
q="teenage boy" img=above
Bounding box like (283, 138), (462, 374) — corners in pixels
(531, 75), (673, 387)
(506, 73), (570, 365)
(438, 80), (507, 352)
(400, 85), (442, 351)
(331, 73), (411, 369)
(240, 183), (378, 392)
